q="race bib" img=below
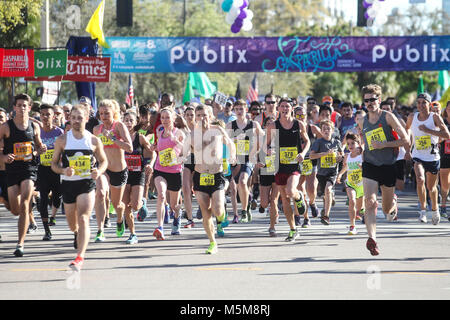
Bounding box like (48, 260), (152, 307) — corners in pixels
(13, 142), (33, 161)
(39, 149), (54, 166)
(320, 153), (336, 169)
(280, 147), (298, 164)
(301, 159), (313, 176)
(223, 159), (229, 174)
(415, 136), (431, 151)
(365, 127), (387, 151)
(265, 154), (276, 174)
(200, 173), (215, 186)
(100, 134), (114, 146)
(348, 169), (363, 186)
(68, 155), (91, 177)
(125, 154), (142, 172)
(445, 140), (450, 155)
(159, 148), (177, 167)
(236, 140), (249, 156)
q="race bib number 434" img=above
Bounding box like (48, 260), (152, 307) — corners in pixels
(68, 155), (91, 177)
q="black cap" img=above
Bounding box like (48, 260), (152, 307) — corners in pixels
(417, 93), (431, 103)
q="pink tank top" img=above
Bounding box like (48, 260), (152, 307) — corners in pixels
(98, 122), (121, 149)
(154, 127), (182, 173)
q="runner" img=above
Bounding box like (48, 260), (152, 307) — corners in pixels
(439, 106), (450, 220)
(93, 99), (133, 242)
(226, 99), (263, 223)
(405, 93), (449, 225)
(36, 104), (64, 240)
(0, 93), (47, 257)
(181, 106), (196, 228)
(51, 103), (108, 271)
(309, 120), (344, 225)
(122, 111), (154, 244)
(337, 133), (364, 235)
(265, 98), (310, 242)
(191, 104), (236, 254)
(151, 108), (185, 240)
(357, 84), (409, 256)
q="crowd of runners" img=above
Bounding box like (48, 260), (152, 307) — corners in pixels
(0, 84), (449, 271)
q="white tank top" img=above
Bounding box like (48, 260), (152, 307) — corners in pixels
(346, 153), (363, 186)
(61, 130), (95, 181)
(411, 112), (440, 161)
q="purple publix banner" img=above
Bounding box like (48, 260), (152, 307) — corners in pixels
(103, 36), (450, 73)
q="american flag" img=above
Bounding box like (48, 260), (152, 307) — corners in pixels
(246, 74), (258, 103)
(125, 74), (134, 106)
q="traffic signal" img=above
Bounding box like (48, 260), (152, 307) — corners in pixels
(117, 0), (133, 27)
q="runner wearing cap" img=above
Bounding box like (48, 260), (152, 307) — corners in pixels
(405, 92), (449, 225)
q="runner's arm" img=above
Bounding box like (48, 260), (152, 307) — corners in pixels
(33, 122), (47, 154)
(114, 122), (133, 153)
(420, 114), (450, 140)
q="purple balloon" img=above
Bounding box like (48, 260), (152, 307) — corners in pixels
(231, 23), (242, 33)
(240, 0), (248, 9)
(234, 17), (244, 27)
(363, 0), (372, 8)
(238, 9), (247, 19)
(364, 12), (370, 19)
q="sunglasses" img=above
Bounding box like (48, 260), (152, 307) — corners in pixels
(265, 101), (276, 105)
(364, 97), (379, 103)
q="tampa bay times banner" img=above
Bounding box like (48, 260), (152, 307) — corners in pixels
(103, 35), (450, 73)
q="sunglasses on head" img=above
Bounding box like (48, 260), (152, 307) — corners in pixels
(364, 97), (379, 103)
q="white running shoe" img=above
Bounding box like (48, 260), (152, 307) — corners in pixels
(419, 210), (427, 223)
(348, 225), (357, 235)
(431, 210), (440, 225)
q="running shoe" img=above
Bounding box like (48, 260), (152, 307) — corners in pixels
(205, 242), (218, 254)
(217, 223), (225, 237)
(218, 212), (229, 228)
(232, 215), (239, 224)
(27, 223), (37, 234)
(126, 234), (139, 244)
(259, 207), (265, 214)
(48, 217), (56, 226)
(348, 225), (357, 235)
(104, 217), (111, 228)
(294, 215), (301, 226)
(419, 210), (427, 223)
(13, 245), (24, 257)
(440, 206), (448, 218)
(285, 229), (299, 242)
(366, 237), (380, 256)
(94, 230), (105, 243)
(116, 221), (125, 237)
(137, 198), (148, 222)
(153, 226), (165, 240)
(321, 216), (330, 225)
(69, 256), (84, 272)
(302, 218), (311, 228)
(240, 210), (248, 223)
(196, 208), (203, 220)
(310, 204), (318, 218)
(171, 217), (181, 235)
(294, 192), (306, 215)
(431, 210), (440, 225)
(268, 228), (277, 237)
(184, 219), (195, 228)
(42, 231), (52, 241)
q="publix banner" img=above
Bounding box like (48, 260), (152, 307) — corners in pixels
(104, 36), (450, 73)
(34, 50), (67, 77)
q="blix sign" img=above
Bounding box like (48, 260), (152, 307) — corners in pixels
(104, 36), (450, 73)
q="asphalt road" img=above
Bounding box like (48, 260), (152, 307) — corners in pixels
(0, 185), (449, 301)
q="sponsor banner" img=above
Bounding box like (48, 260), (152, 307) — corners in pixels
(103, 36), (450, 73)
(0, 49), (35, 77)
(25, 56), (110, 82)
(34, 50), (68, 77)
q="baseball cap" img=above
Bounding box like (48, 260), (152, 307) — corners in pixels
(417, 93), (431, 103)
(79, 96), (92, 105)
(322, 96), (333, 104)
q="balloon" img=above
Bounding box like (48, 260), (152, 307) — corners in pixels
(245, 9), (254, 20)
(226, 11), (238, 24)
(364, 12), (370, 20)
(234, 17), (244, 27)
(232, 0), (244, 8)
(240, 0), (248, 9)
(363, 0), (372, 8)
(238, 8), (247, 19)
(374, 14), (388, 26)
(231, 23), (242, 33)
(229, 4), (240, 17)
(221, 0), (233, 12)
(242, 19), (253, 31)
(366, 7), (378, 18)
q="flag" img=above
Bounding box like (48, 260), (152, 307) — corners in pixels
(246, 74), (258, 102)
(85, 0), (109, 48)
(235, 81), (241, 100)
(417, 75), (424, 95)
(126, 74), (134, 106)
(183, 72), (217, 103)
(438, 70), (450, 92)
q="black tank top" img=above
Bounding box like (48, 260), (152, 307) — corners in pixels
(231, 119), (254, 164)
(125, 132), (143, 172)
(275, 119), (302, 173)
(3, 119), (36, 171)
(440, 119), (450, 160)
